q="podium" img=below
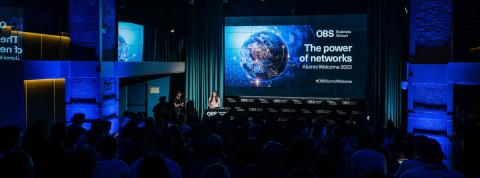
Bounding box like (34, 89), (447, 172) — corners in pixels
(205, 108), (229, 117)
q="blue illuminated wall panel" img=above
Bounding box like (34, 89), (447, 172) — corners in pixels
(414, 0), (452, 48)
(102, 0), (116, 60)
(102, 77), (119, 134)
(412, 0), (452, 63)
(69, 78), (98, 101)
(69, 0), (116, 59)
(66, 77), (100, 121)
(412, 83), (447, 114)
(69, 0), (98, 56)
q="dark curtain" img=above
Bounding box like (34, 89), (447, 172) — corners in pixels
(185, 0), (224, 117)
(368, 0), (406, 126)
(144, 26), (185, 61)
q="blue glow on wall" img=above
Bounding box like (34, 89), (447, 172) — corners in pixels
(102, 77), (119, 134)
(408, 64), (453, 137)
(66, 104), (100, 120)
(69, 0), (98, 49)
(412, 83), (447, 114)
(414, 0), (452, 48)
(69, 0), (116, 58)
(102, 0), (116, 51)
(69, 78), (98, 100)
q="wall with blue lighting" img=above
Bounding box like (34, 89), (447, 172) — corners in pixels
(0, 61), (25, 130)
(412, 0), (452, 63)
(69, 0), (116, 60)
(102, 77), (119, 134)
(69, 0), (98, 52)
(407, 62), (480, 167)
(414, 0), (452, 48)
(102, 0), (116, 60)
(409, 0), (454, 165)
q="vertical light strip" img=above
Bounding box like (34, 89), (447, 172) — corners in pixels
(24, 81), (28, 129)
(53, 79), (56, 124)
(40, 35), (43, 59)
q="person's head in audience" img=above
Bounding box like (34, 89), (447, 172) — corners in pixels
(286, 167), (317, 178)
(72, 113), (86, 127)
(261, 140), (284, 166)
(63, 149), (96, 178)
(374, 128), (385, 148)
(315, 151), (341, 178)
(400, 134), (415, 159)
(103, 120), (112, 135)
(360, 170), (387, 178)
(200, 133), (223, 158)
(286, 137), (309, 169)
(151, 134), (175, 156)
(96, 136), (117, 159)
(176, 113), (186, 125)
(419, 138), (445, 165)
(132, 127), (147, 145)
(199, 163), (231, 178)
(0, 126), (21, 154)
(0, 151), (34, 178)
(137, 154), (171, 178)
(411, 135), (429, 160)
(356, 131), (375, 150)
(248, 123), (262, 139)
(145, 117), (155, 132)
(51, 122), (66, 140)
(23, 120), (50, 154)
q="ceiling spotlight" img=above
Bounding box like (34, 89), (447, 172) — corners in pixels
(170, 29), (175, 33)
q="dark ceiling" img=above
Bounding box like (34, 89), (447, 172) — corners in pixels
(117, 0), (369, 37)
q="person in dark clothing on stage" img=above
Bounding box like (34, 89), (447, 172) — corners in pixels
(153, 96), (171, 128)
(173, 91), (185, 115)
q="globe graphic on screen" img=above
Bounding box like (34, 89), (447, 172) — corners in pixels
(240, 31), (288, 81)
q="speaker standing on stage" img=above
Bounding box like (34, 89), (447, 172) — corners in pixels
(208, 90), (220, 109)
(173, 91), (185, 113)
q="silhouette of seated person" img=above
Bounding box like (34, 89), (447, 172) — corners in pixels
(0, 151), (34, 178)
(242, 140), (286, 178)
(66, 113), (87, 147)
(137, 154), (172, 178)
(400, 138), (464, 178)
(93, 136), (129, 178)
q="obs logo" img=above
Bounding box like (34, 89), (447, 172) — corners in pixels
(206, 111), (218, 117)
(0, 21), (6, 28)
(316, 30), (334, 38)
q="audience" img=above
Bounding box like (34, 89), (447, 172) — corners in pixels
(66, 113), (87, 147)
(199, 163), (231, 178)
(136, 154), (171, 178)
(0, 151), (34, 178)
(0, 126), (21, 158)
(0, 104), (472, 178)
(93, 136), (129, 178)
(350, 131), (387, 177)
(400, 138), (464, 178)
(393, 135), (428, 177)
(62, 149), (97, 178)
